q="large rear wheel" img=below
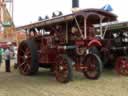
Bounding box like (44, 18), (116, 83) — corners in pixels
(55, 55), (73, 83)
(82, 54), (102, 79)
(18, 39), (39, 75)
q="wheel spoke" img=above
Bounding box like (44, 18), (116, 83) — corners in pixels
(115, 57), (128, 76)
(18, 62), (25, 68)
(27, 55), (32, 60)
(18, 55), (24, 60)
(59, 58), (65, 65)
(25, 48), (31, 55)
(26, 63), (31, 70)
(23, 64), (28, 72)
(19, 49), (25, 53)
(86, 57), (91, 65)
(86, 55), (97, 71)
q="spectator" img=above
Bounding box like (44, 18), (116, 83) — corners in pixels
(4, 47), (11, 72)
(0, 48), (3, 66)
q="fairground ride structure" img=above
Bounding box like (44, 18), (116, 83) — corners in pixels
(0, 0), (17, 44)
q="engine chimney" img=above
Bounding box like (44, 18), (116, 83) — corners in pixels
(72, 0), (79, 8)
(72, 0), (80, 12)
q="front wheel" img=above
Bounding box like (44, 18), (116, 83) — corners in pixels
(54, 55), (73, 83)
(82, 54), (102, 79)
(115, 56), (128, 76)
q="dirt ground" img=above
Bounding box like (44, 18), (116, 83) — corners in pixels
(0, 60), (128, 96)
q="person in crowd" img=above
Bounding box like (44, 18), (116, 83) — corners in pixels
(0, 48), (3, 66)
(4, 47), (11, 72)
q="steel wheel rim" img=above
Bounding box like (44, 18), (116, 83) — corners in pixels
(18, 42), (32, 75)
(115, 57), (128, 75)
(55, 56), (69, 82)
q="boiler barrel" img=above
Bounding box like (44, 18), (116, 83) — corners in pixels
(110, 46), (128, 55)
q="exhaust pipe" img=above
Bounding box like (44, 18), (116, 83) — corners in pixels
(72, 0), (79, 8)
(72, 0), (80, 12)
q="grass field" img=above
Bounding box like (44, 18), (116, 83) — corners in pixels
(0, 60), (128, 96)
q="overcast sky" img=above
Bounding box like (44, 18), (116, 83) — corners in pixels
(13, 0), (128, 27)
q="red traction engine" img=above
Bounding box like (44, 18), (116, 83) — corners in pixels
(95, 22), (128, 75)
(17, 8), (117, 83)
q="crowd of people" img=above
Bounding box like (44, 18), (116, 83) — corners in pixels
(0, 45), (17, 72)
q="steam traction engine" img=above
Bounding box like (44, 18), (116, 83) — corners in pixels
(95, 21), (128, 75)
(17, 8), (117, 83)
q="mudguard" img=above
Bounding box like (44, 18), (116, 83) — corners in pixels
(88, 39), (102, 48)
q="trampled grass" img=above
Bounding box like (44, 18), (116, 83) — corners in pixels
(0, 61), (128, 96)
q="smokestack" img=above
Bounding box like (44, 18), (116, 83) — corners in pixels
(72, 0), (79, 8)
(72, 0), (80, 12)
